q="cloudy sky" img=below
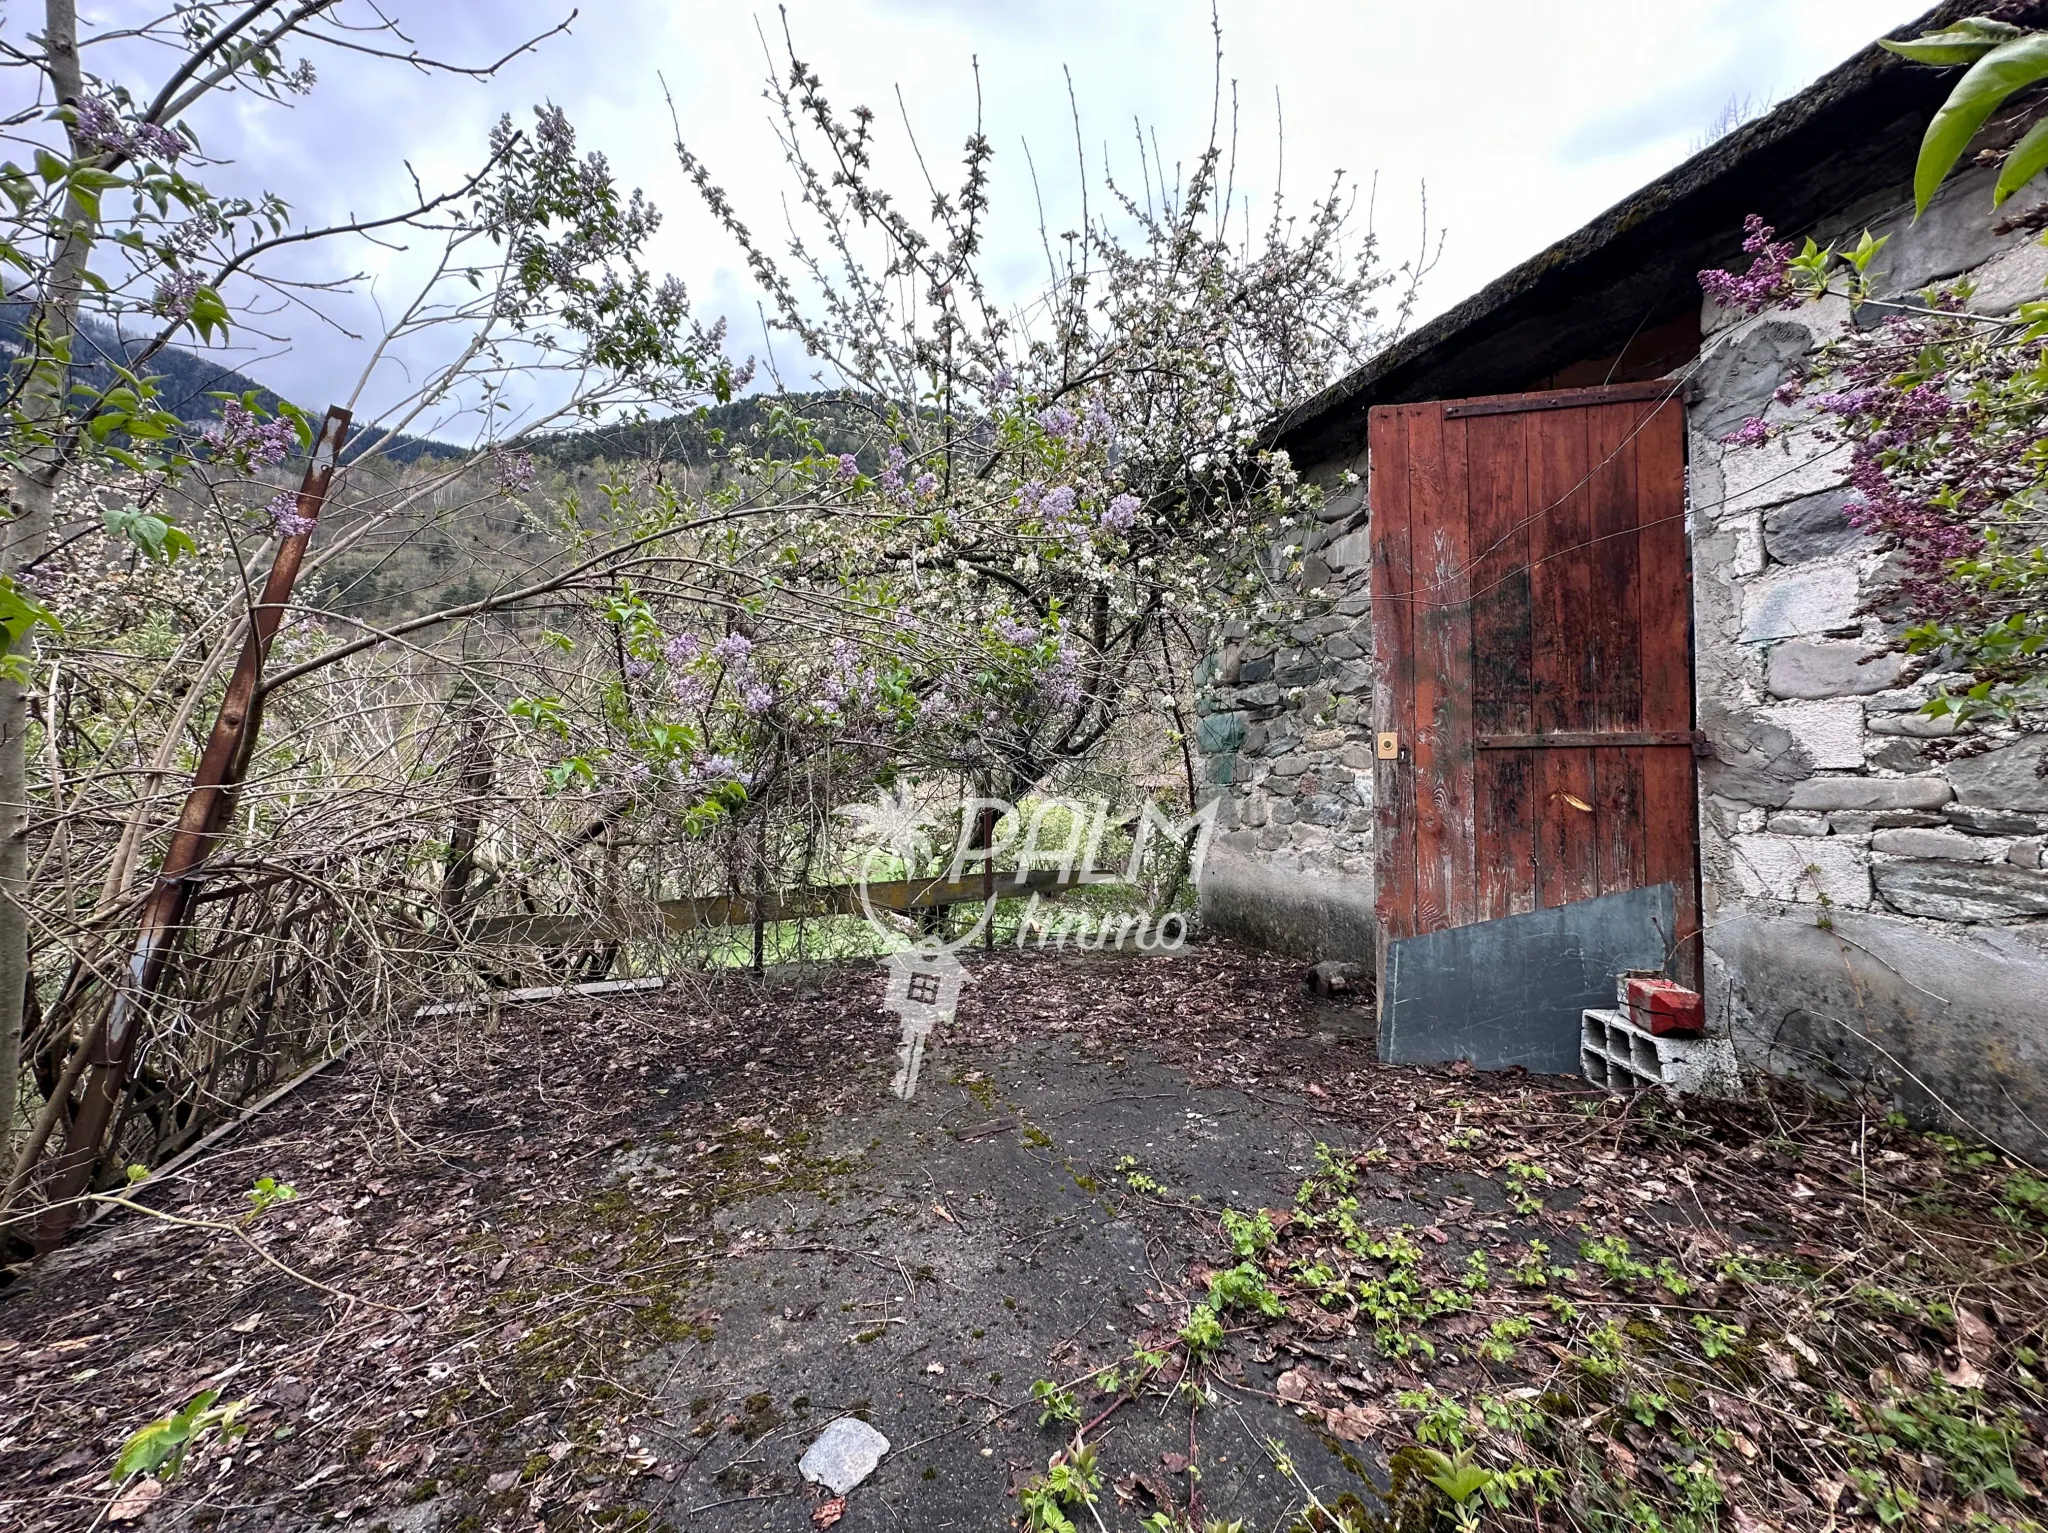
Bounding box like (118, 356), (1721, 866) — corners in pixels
(59, 0), (1935, 430)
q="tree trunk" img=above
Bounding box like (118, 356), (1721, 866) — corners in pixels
(0, 0), (86, 1165)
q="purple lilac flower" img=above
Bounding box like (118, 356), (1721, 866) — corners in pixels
(994, 615), (1040, 645)
(133, 122), (186, 162)
(1040, 486), (1077, 518)
(742, 682), (775, 714)
(1083, 399), (1114, 442)
(264, 490), (315, 540)
(1036, 642), (1084, 709)
(73, 96), (126, 153)
(1036, 404), (1078, 439)
(686, 752), (743, 788)
(73, 95), (186, 162)
(207, 401), (294, 465)
(494, 450), (538, 492)
(1100, 492), (1140, 531)
(991, 365), (1015, 395)
(663, 632), (700, 667)
(671, 672), (712, 708)
(624, 658), (654, 680)
(835, 453), (859, 480)
(913, 472), (939, 499)
(711, 633), (753, 664)
(1697, 214), (1795, 316)
(1718, 417), (1770, 449)
(151, 270), (203, 320)
(880, 447), (911, 500)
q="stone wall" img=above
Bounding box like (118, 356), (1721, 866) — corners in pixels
(1196, 163), (2048, 1152)
(1689, 167), (2048, 1152)
(1193, 461), (1378, 965)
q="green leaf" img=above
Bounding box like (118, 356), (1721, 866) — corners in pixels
(1913, 34), (2048, 215)
(33, 147), (67, 184)
(1881, 18), (2025, 67)
(0, 576), (62, 650)
(112, 1390), (245, 1484)
(105, 506), (195, 563)
(1996, 116), (2048, 205)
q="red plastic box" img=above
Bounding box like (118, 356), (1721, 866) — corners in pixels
(1624, 977), (1704, 1037)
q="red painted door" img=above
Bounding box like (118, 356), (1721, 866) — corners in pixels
(1367, 380), (1699, 982)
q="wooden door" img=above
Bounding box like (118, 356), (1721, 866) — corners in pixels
(1368, 380), (1699, 982)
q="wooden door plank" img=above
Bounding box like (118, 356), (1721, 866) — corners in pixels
(1528, 404), (1600, 905)
(1465, 410), (1535, 920)
(1587, 402), (1647, 898)
(1406, 404), (1476, 934)
(1634, 395), (1700, 978)
(1369, 405), (1419, 943)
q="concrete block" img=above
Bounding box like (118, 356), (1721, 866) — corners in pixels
(1728, 833), (1872, 907)
(1740, 560), (1860, 641)
(1582, 1009), (1739, 1098)
(1786, 776), (1953, 812)
(1946, 741), (2048, 812)
(1763, 489), (1868, 564)
(1874, 860), (2048, 921)
(1759, 700), (1863, 769)
(1767, 812), (1830, 837)
(1766, 640), (1905, 699)
(1871, 827), (2008, 862)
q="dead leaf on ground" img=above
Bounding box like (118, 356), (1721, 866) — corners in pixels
(811, 1497), (846, 1529)
(107, 1478), (163, 1524)
(1324, 1403), (1387, 1442)
(1958, 1305), (1996, 1366)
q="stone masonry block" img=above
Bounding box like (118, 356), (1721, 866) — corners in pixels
(1875, 860), (2048, 921)
(1831, 809), (1945, 834)
(1786, 776), (1953, 812)
(1740, 561), (1861, 642)
(1767, 812), (1830, 837)
(1729, 833), (1873, 908)
(1723, 427), (1851, 516)
(1766, 640), (1905, 700)
(1759, 700), (1863, 769)
(1763, 489), (1867, 564)
(1870, 827), (2009, 862)
(1946, 741), (2048, 812)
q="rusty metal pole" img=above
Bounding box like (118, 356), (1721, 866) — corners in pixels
(35, 408), (350, 1251)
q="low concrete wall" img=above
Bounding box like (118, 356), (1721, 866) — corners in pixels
(1198, 844), (1376, 971)
(1710, 909), (2048, 1158)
